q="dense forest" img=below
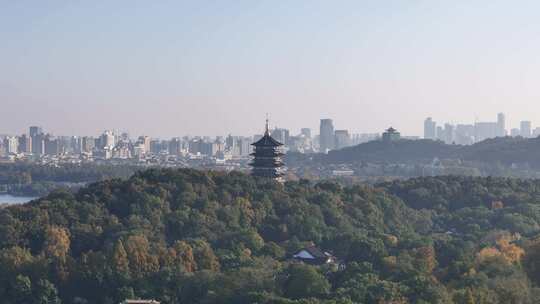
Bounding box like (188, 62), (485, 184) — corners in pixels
(1, 169), (540, 303)
(0, 163), (140, 184)
(0, 163), (140, 196)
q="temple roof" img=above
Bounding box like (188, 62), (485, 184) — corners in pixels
(251, 132), (283, 147)
(251, 117), (284, 147)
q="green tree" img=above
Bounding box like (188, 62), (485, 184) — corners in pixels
(173, 240), (197, 272)
(284, 264), (330, 299)
(13, 275), (32, 303)
(124, 235), (159, 278)
(34, 279), (61, 304)
(193, 239), (220, 271)
(112, 240), (130, 279)
(43, 226), (71, 261)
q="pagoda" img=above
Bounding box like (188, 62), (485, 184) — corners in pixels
(250, 118), (285, 180)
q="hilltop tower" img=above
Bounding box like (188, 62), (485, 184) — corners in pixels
(250, 118), (285, 180)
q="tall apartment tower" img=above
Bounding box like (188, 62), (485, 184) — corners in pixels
(424, 117), (436, 139)
(497, 113), (506, 137)
(520, 121), (532, 138)
(18, 134), (32, 154)
(319, 119), (335, 153)
(101, 130), (116, 149)
(29, 126), (42, 138)
(29, 126), (44, 155)
(443, 123), (455, 144)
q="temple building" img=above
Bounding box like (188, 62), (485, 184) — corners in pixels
(382, 127), (401, 142)
(250, 119), (285, 181)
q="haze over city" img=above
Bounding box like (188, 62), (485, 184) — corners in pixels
(3, 1), (540, 137)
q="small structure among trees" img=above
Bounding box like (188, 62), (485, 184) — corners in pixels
(293, 245), (336, 265)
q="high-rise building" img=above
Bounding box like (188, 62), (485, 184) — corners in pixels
(300, 128), (312, 138)
(44, 135), (59, 155)
(29, 126), (42, 138)
(18, 134), (32, 154)
(474, 122), (498, 142)
(436, 126), (444, 141)
(533, 127), (540, 138)
(29, 126), (45, 155)
(239, 137), (252, 156)
(455, 124), (474, 145)
(82, 137), (96, 153)
(497, 113), (506, 137)
(334, 130), (351, 149)
(443, 123), (454, 144)
(520, 121), (532, 138)
(188, 138), (202, 155)
(3, 136), (18, 154)
(319, 119), (335, 153)
(71, 136), (82, 154)
(169, 138), (182, 156)
(424, 117), (436, 140)
(510, 128), (520, 137)
(199, 141), (221, 156)
(150, 139), (162, 154)
(225, 135), (236, 151)
(271, 128), (290, 146)
(55, 136), (74, 154)
(31, 134), (45, 155)
(250, 120), (284, 180)
(100, 130), (116, 149)
(141, 136), (151, 153)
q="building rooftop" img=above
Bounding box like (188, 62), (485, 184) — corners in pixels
(122, 300), (160, 304)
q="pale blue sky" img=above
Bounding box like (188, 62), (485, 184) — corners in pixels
(2, 1), (540, 137)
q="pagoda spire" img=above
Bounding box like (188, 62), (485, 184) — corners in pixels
(265, 113), (269, 135)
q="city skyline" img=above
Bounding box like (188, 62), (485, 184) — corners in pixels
(4, 2), (540, 137)
(3, 111), (538, 140)
(2, 111), (538, 161)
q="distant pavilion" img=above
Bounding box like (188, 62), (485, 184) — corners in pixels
(382, 127), (401, 142)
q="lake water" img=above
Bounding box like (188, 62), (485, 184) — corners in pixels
(0, 194), (38, 205)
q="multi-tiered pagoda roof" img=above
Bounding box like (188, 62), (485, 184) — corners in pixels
(250, 119), (285, 180)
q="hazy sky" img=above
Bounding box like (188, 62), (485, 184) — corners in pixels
(2, 1), (540, 138)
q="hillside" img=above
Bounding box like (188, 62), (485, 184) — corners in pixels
(326, 136), (540, 167)
(1, 169), (540, 303)
(326, 139), (457, 163)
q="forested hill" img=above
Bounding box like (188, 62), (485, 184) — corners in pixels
(326, 136), (540, 166)
(1, 169), (540, 303)
(326, 139), (456, 163)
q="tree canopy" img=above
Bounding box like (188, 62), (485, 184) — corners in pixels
(0, 169), (539, 303)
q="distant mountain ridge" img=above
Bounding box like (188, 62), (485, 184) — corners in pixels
(326, 136), (540, 167)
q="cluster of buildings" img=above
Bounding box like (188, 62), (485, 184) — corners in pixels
(0, 126), (260, 167)
(424, 113), (538, 145)
(319, 119), (380, 153)
(0, 118), (390, 164)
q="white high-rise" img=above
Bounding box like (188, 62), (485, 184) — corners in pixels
(497, 113), (506, 137)
(520, 121), (532, 138)
(424, 117), (436, 140)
